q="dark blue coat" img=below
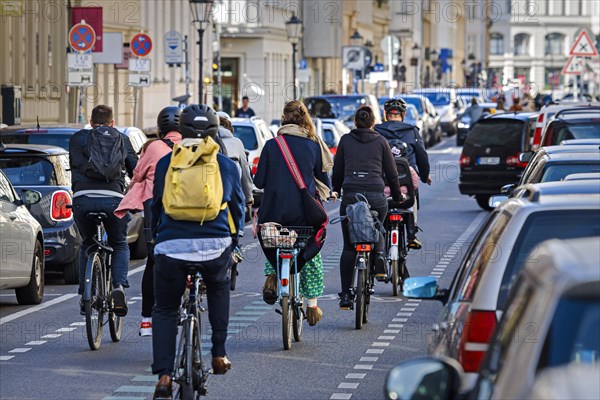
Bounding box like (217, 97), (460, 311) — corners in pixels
(253, 135), (331, 226)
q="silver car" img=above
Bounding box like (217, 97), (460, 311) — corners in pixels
(0, 169), (45, 304)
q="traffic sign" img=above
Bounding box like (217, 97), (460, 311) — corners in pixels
(164, 30), (183, 65)
(131, 33), (153, 57)
(342, 46), (367, 70)
(569, 30), (598, 57)
(69, 21), (96, 52)
(561, 56), (584, 75)
(128, 73), (151, 87)
(67, 53), (93, 69)
(380, 35), (400, 54)
(129, 58), (151, 72)
(67, 71), (94, 86)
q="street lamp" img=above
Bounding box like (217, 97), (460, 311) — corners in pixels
(411, 43), (420, 84)
(350, 30), (363, 46)
(285, 13), (302, 99)
(189, 0), (214, 104)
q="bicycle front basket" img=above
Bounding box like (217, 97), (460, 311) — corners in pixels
(260, 224), (313, 249)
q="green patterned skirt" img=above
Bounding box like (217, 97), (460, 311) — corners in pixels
(264, 253), (324, 299)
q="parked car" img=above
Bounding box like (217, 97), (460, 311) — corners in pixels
(386, 236), (600, 400)
(538, 107), (600, 148)
(0, 125), (149, 259)
(456, 87), (485, 104)
(459, 112), (536, 210)
(0, 169), (45, 304)
(0, 144), (81, 283)
(414, 88), (459, 136)
(304, 94), (382, 129)
(399, 182), (600, 390)
(379, 95), (441, 147)
(531, 101), (598, 150)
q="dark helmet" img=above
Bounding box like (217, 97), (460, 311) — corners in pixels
(384, 98), (408, 116)
(179, 104), (220, 139)
(157, 106), (182, 137)
(390, 141), (408, 157)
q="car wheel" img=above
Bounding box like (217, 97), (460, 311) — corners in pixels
(15, 240), (44, 305)
(63, 257), (79, 285)
(130, 226), (148, 259)
(476, 195), (493, 211)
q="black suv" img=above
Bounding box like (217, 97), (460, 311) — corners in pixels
(459, 112), (537, 210)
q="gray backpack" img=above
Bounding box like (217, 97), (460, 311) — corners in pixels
(335, 194), (384, 244)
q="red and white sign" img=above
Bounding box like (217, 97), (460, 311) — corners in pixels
(68, 21), (96, 53)
(130, 33), (153, 57)
(561, 56), (584, 75)
(569, 30), (599, 57)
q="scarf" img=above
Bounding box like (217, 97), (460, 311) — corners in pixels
(277, 124), (332, 200)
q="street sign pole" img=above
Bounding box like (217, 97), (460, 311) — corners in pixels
(184, 35), (190, 106)
(388, 38), (394, 98)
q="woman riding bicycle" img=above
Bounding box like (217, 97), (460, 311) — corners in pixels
(254, 100), (332, 326)
(331, 106), (403, 309)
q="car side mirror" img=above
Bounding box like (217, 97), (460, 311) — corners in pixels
(403, 277), (449, 304)
(489, 194), (509, 208)
(20, 189), (42, 206)
(519, 151), (533, 163)
(385, 357), (464, 400)
(500, 184), (516, 195)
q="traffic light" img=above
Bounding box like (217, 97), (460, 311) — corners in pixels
(212, 54), (219, 71)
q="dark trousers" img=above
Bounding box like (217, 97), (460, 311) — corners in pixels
(73, 195), (130, 295)
(152, 248), (233, 376)
(141, 200), (154, 318)
(339, 192), (387, 295)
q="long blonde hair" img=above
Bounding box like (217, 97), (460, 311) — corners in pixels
(281, 100), (316, 140)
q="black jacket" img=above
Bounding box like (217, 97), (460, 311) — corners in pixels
(374, 121), (430, 183)
(332, 128), (402, 201)
(69, 126), (138, 195)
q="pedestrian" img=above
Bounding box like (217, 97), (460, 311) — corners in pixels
(150, 104), (244, 398)
(509, 97), (524, 112)
(495, 97), (506, 113)
(114, 106), (183, 337)
(332, 105), (403, 309)
(69, 104), (138, 317)
(254, 99), (332, 326)
(235, 96), (256, 118)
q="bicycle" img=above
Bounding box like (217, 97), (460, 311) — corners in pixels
(260, 224), (314, 350)
(383, 200), (412, 296)
(82, 211), (123, 351)
(172, 263), (209, 399)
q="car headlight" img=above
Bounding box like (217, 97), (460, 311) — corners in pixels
(458, 122), (470, 129)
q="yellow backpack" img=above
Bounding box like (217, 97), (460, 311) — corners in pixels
(163, 137), (235, 232)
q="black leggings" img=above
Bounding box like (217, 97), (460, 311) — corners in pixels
(339, 192), (387, 295)
(141, 200), (155, 318)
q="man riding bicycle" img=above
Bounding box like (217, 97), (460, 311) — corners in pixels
(150, 104), (244, 399)
(69, 105), (138, 317)
(374, 98), (431, 249)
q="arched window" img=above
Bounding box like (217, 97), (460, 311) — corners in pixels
(490, 33), (504, 55)
(514, 33), (530, 56)
(545, 33), (565, 55)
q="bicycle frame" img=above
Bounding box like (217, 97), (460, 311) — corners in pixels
(276, 248), (300, 300)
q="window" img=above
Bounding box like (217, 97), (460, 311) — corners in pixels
(490, 33), (504, 55)
(0, 172), (16, 203)
(545, 33), (565, 55)
(514, 33), (530, 56)
(231, 125), (258, 150)
(0, 156), (57, 186)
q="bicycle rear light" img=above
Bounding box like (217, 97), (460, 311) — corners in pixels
(355, 244), (372, 252)
(389, 214), (402, 221)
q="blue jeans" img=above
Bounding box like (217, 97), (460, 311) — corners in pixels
(73, 196), (131, 295)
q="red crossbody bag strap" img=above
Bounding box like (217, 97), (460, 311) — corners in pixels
(274, 135), (307, 190)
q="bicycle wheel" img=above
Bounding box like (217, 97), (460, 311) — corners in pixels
(291, 273), (304, 342)
(192, 308), (207, 396)
(181, 316), (195, 400)
(363, 271), (373, 324)
(281, 295), (292, 350)
(108, 280), (123, 342)
(355, 267), (366, 330)
(85, 253), (104, 350)
(391, 258), (399, 296)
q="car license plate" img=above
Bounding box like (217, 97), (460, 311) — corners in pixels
(478, 157), (500, 165)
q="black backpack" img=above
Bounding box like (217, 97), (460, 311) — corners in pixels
(388, 140), (416, 209)
(82, 128), (127, 182)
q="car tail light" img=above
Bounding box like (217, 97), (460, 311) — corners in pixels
(389, 214), (402, 221)
(506, 153), (528, 168)
(51, 190), (72, 221)
(252, 157), (260, 175)
(458, 310), (497, 372)
(460, 155), (471, 166)
(391, 231), (398, 245)
(44, 249), (51, 256)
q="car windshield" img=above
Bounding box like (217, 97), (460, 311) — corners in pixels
(322, 128), (336, 148)
(541, 296), (600, 368)
(421, 92), (452, 106)
(1, 133), (72, 150)
(499, 210), (600, 307)
(0, 156), (56, 185)
(542, 163), (600, 182)
(551, 122), (600, 145)
(466, 119), (524, 147)
(232, 125), (258, 150)
(306, 97), (366, 122)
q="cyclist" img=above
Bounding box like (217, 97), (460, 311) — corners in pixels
(115, 106), (183, 337)
(150, 104), (244, 398)
(254, 100), (332, 326)
(332, 105), (403, 309)
(69, 105), (138, 317)
(374, 98), (431, 249)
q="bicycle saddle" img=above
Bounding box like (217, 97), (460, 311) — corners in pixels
(86, 211), (108, 222)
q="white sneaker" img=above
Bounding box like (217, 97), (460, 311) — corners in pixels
(139, 317), (152, 337)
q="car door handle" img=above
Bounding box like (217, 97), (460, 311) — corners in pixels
(9, 213), (17, 221)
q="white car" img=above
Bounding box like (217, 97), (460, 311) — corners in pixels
(0, 169), (45, 305)
(414, 88), (459, 135)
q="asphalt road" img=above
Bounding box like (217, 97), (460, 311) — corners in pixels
(0, 136), (487, 400)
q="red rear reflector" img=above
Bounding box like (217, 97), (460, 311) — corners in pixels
(355, 244), (371, 252)
(459, 310), (497, 372)
(391, 231), (398, 245)
(280, 254), (293, 259)
(51, 191), (72, 220)
(252, 157), (260, 175)
(460, 155), (471, 166)
(280, 278), (289, 286)
(389, 214), (402, 221)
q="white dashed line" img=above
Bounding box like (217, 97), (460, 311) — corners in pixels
(0, 356), (15, 361)
(384, 329), (400, 334)
(371, 342), (390, 347)
(388, 324), (404, 328)
(353, 364), (373, 370)
(366, 348), (384, 354)
(70, 322), (86, 326)
(359, 357), (378, 362)
(330, 394), (352, 400)
(377, 336), (395, 341)
(25, 341), (46, 346)
(40, 334), (61, 339)
(345, 373), (366, 379)
(392, 318), (408, 322)
(55, 327), (76, 332)
(396, 312), (412, 317)
(338, 383), (359, 389)
(9, 348), (31, 353)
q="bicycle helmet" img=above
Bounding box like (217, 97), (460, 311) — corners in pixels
(179, 104), (220, 139)
(157, 106), (182, 137)
(390, 141), (408, 158)
(384, 98), (408, 116)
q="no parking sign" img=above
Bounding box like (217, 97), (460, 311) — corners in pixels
(130, 33), (153, 57)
